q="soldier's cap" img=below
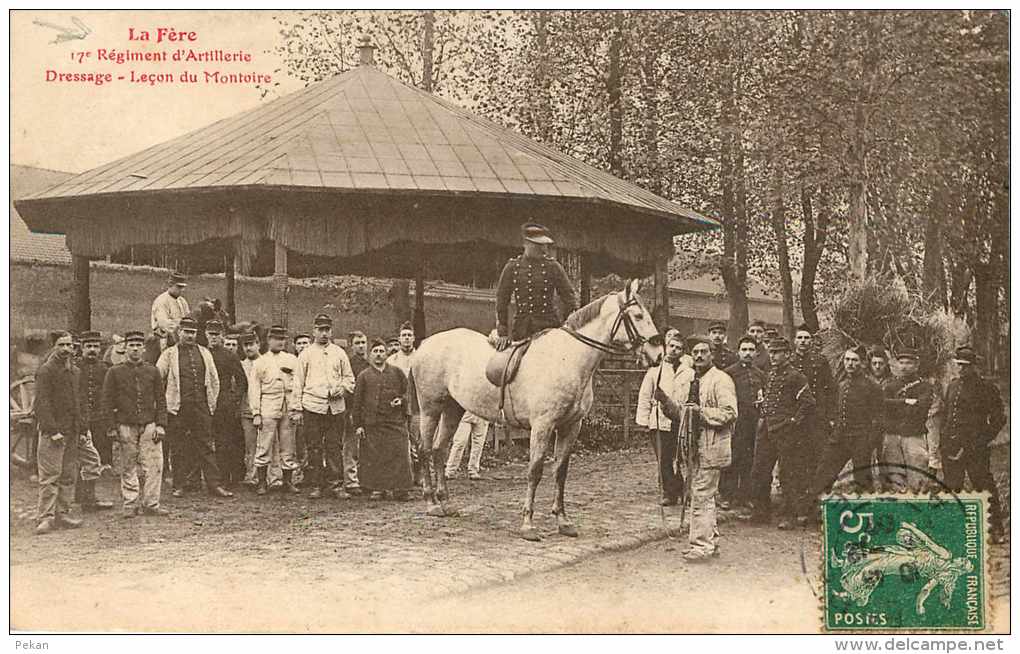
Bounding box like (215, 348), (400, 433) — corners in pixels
(268, 325), (288, 339)
(763, 328), (780, 339)
(749, 319), (766, 329)
(767, 337), (791, 352)
(124, 330), (146, 343)
(224, 331), (240, 341)
(240, 332), (258, 345)
(293, 332), (311, 342)
(953, 346), (976, 364)
(313, 314), (333, 328)
(708, 321), (726, 333)
(168, 271), (188, 286)
(895, 348), (920, 361)
(522, 222), (554, 245)
(371, 338), (387, 350)
(386, 336), (400, 345)
(204, 320), (224, 334)
(179, 316), (199, 331)
(80, 330), (103, 344)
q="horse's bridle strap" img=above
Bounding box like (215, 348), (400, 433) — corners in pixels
(560, 296), (647, 355)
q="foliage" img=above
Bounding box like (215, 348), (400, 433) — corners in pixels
(818, 275), (970, 378)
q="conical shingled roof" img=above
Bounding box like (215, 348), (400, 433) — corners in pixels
(24, 65), (714, 230)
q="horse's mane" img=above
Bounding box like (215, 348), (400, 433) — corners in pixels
(564, 294), (611, 329)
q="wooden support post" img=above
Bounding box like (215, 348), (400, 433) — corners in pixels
(652, 256), (669, 330)
(579, 252), (592, 306)
(622, 372), (632, 442)
(70, 254), (91, 333)
(413, 263), (426, 345)
(272, 241), (288, 327)
(225, 249), (236, 324)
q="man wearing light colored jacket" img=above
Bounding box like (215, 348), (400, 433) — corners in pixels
(657, 336), (738, 562)
(636, 330), (694, 506)
(156, 316), (232, 498)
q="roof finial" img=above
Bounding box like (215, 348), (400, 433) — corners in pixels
(357, 36), (376, 66)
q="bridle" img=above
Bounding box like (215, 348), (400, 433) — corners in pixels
(562, 294), (661, 355)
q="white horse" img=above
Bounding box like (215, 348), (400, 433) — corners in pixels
(409, 279), (663, 541)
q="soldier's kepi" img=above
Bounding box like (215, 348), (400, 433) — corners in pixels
(493, 222), (579, 350)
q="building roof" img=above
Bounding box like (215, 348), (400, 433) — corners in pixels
(22, 65), (714, 231)
(16, 61), (717, 281)
(668, 273), (782, 304)
(11, 165), (72, 265)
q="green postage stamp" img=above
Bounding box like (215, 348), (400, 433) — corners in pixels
(822, 494), (988, 631)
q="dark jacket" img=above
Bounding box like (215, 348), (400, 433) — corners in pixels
(34, 356), (81, 436)
(711, 344), (739, 370)
(762, 361), (815, 433)
(78, 358), (112, 432)
(832, 370), (883, 437)
(102, 360), (168, 427)
(210, 345), (248, 418)
(723, 361), (766, 418)
(883, 376), (934, 437)
(791, 349), (836, 422)
(942, 374), (1005, 450)
(495, 254), (578, 340)
(351, 364), (408, 430)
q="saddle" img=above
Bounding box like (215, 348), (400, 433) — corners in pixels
(485, 339), (532, 388)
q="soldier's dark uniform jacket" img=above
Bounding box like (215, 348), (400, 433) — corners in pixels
(710, 344), (738, 370)
(78, 358), (112, 434)
(209, 346), (248, 418)
(790, 350), (835, 424)
(762, 361), (815, 432)
(831, 371), (883, 440)
(495, 254), (578, 341)
(883, 376), (934, 437)
(943, 375), (1005, 451)
(34, 357), (82, 437)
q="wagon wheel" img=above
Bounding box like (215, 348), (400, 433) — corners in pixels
(10, 376), (36, 471)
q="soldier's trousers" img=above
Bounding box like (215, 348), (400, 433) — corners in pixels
(303, 410), (344, 490)
(118, 423), (164, 510)
(256, 414), (298, 470)
(879, 433), (930, 492)
(169, 401), (222, 490)
(88, 420), (113, 467)
(342, 413), (361, 490)
(942, 444), (1003, 533)
(813, 429), (876, 496)
(720, 413), (758, 505)
(648, 428), (684, 501)
(36, 429), (102, 521)
(242, 417), (281, 485)
(749, 422), (811, 518)
(213, 411), (244, 484)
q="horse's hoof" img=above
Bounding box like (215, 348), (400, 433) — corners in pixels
(558, 524), (579, 537)
(520, 527), (542, 542)
(426, 505), (447, 518)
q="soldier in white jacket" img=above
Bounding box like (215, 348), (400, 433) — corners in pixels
(657, 337), (738, 562)
(249, 325), (300, 495)
(636, 331), (694, 505)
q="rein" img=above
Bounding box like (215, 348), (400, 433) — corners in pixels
(561, 296), (654, 355)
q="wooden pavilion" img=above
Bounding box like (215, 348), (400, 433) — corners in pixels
(15, 43), (718, 334)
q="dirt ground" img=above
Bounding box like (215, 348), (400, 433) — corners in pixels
(9, 438), (1010, 633)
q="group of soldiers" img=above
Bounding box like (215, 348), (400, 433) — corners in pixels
(637, 320), (1008, 561)
(30, 269), (432, 535)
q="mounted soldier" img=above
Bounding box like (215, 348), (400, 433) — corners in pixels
(492, 223), (579, 350)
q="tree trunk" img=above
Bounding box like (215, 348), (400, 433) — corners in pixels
(70, 255), (91, 333)
(391, 279), (411, 331)
(718, 37), (749, 346)
(532, 11), (553, 143)
(639, 29), (662, 196)
(421, 10), (434, 92)
(848, 13), (878, 282)
(799, 184), (830, 333)
(272, 242), (289, 328)
(606, 12), (625, 178)
(771, 168), (796, 341)
(973, 261), (997, 376)
(922, 199), (946, 308)
(225, 249), (236, 324)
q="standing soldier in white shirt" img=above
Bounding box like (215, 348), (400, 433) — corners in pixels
(150, 271), (191, 339)
(291, 315), (356, 499)
(250, 326), (300, 496)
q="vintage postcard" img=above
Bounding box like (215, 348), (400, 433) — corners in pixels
(8, 8), (1010, 638)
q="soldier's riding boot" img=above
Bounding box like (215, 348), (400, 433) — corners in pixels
(282, 469), (300, 494)
(256, 466), (268, 496)
(81, 479), (114, 512)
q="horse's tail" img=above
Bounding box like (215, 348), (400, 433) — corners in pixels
(407, 365), (420, 415)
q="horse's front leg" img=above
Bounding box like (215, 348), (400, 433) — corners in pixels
(521, 422), (555, 541)
(551, 419), (581, 537)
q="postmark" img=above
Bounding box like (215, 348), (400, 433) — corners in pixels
(822, 492), (989, 632)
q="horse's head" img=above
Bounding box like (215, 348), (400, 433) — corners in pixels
(611, 279), (662, 366)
